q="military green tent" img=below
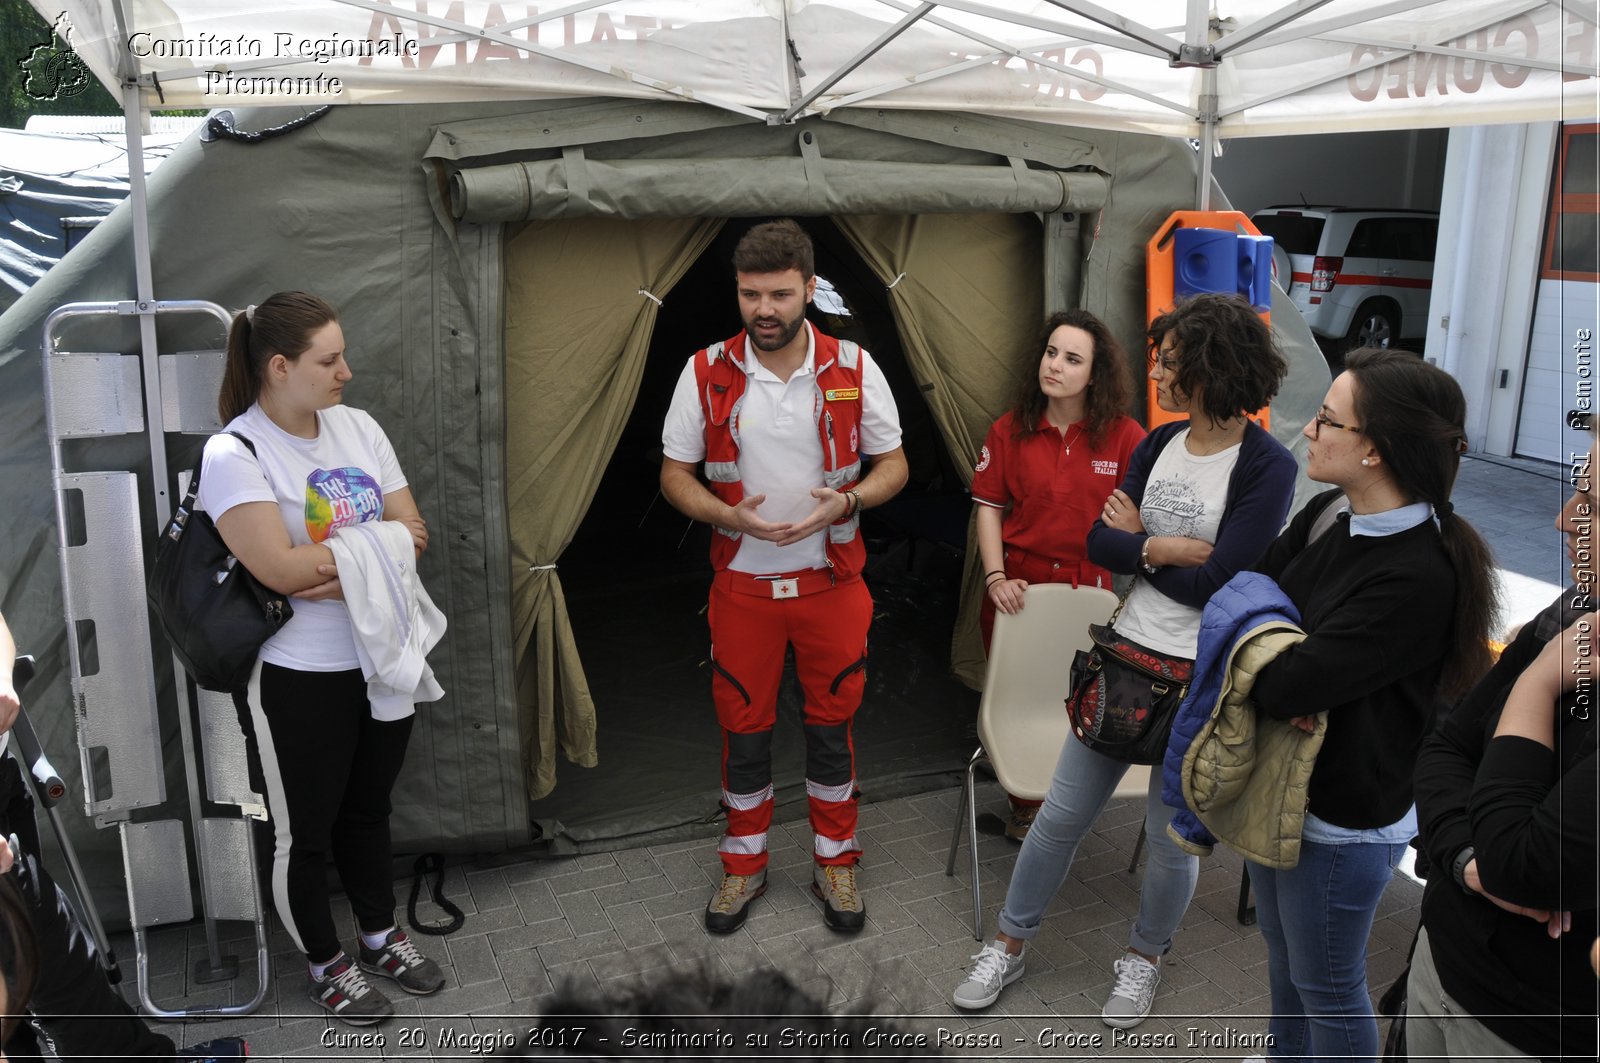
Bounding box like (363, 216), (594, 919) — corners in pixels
(0, 96), (1334, 925)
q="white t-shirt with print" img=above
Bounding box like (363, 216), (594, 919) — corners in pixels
(662, 323), (902, 574)
(1114, 429), (1240, 658)
(196, 403), (407, 671)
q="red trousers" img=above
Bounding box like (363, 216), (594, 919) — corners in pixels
(708, 568), (873, 875)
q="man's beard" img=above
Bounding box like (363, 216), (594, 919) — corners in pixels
(746, 313), (806, 352)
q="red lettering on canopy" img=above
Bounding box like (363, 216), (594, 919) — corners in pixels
(1349, 15), (1543, 101)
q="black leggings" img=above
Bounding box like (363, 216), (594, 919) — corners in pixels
(232, 662), (413, 963)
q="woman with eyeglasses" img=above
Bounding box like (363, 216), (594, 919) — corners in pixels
(952, 293), (1296, 1024)
(1242, 348), (1497, 1061)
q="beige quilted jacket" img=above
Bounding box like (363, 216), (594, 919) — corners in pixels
(1168, 621), (1328, 870)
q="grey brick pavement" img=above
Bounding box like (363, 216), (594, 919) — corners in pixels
(126, 782), (1421, 1062)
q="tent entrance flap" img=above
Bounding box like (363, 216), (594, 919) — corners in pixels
(516, 217), (984, 849)
(503, 216), (725, 804)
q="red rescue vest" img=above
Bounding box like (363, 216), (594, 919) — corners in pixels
(693, 324), (867, 577)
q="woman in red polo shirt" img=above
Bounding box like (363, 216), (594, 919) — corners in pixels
(971, 309), (1145, 839)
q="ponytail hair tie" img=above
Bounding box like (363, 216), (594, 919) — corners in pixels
(1434, 500), (1455, 520)
(244, 304), (256, 323)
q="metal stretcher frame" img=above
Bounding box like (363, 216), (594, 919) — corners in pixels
(42, 300), (270, 1020)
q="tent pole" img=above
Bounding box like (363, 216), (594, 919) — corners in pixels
(120, 79), (236, 986)
(1197, 68), (1218, 210)
(119, 87), (170, 523)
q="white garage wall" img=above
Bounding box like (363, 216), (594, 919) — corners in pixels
(1519, 280), (1600, 463)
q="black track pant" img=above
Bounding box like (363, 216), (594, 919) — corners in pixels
(0, 756), (175, 1061)
(232, 662), (413, 963)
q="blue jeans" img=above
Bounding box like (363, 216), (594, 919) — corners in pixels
(1249, 839), (1406, 1062)
(997, 732), (1199, 956)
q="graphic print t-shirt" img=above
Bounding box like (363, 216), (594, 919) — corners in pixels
(1114, 428), (1240, 658)
(197, 403), (407, 671)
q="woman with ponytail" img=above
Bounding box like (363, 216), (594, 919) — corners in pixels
(199, 292), (444, 1027)
(1243, 347), (1496, 1061)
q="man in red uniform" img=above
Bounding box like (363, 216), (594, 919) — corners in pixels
(661, 220), (908, 934)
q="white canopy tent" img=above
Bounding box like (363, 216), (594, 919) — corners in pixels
(10, 0), (1594, 907)
(27, 0), (1597, 504)
(38, 2), (1599, 135)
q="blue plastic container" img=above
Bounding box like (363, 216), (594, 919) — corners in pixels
(1173, 227), (1238, 301)
(1238, 234), (1275, 311)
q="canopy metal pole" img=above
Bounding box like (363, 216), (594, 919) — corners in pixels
(1197, 69), (1218, 210)
(119, 77), (238, 986)
(119, 92), (170, 524)
(777, 2), (936, 122)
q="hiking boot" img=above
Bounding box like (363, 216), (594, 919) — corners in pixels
(811, 864), (866, 932)
(704, 870), (767, 934)
(358, 927), (445, 995)
(177, 1036), (249, 1061)
(952, 940), (1025, 1009)
(1004, 804), (1039, 841)
(1101, 952), (1161, 1028)
(308, 954), (394, 1025)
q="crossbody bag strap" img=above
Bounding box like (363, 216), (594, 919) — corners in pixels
(1107, 578), (1136, 627)
(1306, 491), (1349, 545)
(189, 430), (265, 503)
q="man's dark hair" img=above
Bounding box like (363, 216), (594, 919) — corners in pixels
(733, 219), (815, 280)
(1146, 292), (1288, 424)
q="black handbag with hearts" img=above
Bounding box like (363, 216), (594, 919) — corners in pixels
(147, 432), (293, 691)
(1065, 596), (1194, 765)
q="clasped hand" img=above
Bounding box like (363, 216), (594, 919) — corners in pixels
(729, 490), (850, 548)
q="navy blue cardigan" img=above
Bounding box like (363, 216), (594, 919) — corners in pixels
(1087, 419), (1297, 609)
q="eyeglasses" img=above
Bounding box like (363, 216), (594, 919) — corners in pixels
(1312, 409), (1361, 436)
(1149, 349), (1179, 373)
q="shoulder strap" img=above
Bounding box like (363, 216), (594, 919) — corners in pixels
(189, 430), (260, 499)
(1307, 492), (1348, 545)
(224, 430), (259, 457)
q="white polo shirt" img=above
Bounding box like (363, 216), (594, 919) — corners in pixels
(662, 322), (902, 574)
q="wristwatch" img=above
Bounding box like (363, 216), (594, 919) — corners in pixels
(1450, 844), (1476, 892)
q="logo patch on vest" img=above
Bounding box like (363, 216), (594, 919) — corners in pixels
(825, 388), (860, 401)
(975, 445), (992, 473)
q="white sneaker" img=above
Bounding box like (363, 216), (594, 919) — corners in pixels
(952, 940), (1025, 1009)
(1101, 952), (1160, 1028)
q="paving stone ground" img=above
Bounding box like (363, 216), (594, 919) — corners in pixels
(120, 783), (1420, 1063)
(111, 453), (1558, 1061)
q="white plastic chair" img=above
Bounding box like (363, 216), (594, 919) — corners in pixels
(943, 583), (1126, 939)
